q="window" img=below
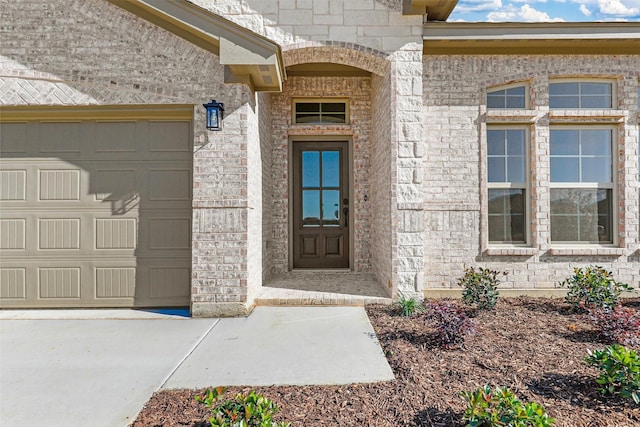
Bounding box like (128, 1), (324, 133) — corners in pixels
(487, 85), (526, 109)
(550, 128), (614, 243)
(487, 128), (528, 243)
(549, 81), (613, 109)
(293, 100), (348, 124)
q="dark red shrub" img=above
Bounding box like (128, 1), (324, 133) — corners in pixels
(588, 304), (640, 347)
(425, 299), (474, 349)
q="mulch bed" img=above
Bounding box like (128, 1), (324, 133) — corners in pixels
(132, 297), (640, 427)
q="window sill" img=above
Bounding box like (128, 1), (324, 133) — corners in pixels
(485, 247), (537, 256)
(549, 247), (625, 256)
(548, 110), (626, 123)
(486, 109), (537, 123)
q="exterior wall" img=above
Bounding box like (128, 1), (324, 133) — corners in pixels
(0, 0), (258, 316)
(371, 72), (395, 293)
(269, 76), (374, 274)
(188, 0), (422, 52)
(422, 55), (640, 291)
(258, 93), (274, 282)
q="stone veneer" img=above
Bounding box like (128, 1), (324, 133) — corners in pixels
(422, 55), (640, 291)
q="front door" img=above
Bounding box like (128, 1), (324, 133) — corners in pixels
(293, 141), (349, 269)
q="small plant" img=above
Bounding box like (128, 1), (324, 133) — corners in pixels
(585, 344), (640, 405)
(195, 387), (291, 427)
(559, 265), (633, 311)
(458, 267), (504, 310)
(425, 299), (474, 349)
(460, 385), (555, 427)
(588, 305), (640, 347)
(396, 295), (423, 317)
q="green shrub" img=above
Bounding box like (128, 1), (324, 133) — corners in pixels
(396, 295), (423, 317)
(458, 267), (504, 310)
(559, 266), (633, 311)
(425, 300), (474, 349)
(585, 344), (640, 405)
(588, 305), (640, 347)
(195, 387), (291, 427)
(460, 385), (555, 427)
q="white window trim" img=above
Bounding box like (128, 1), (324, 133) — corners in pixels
(549, 78), (617, 110)
(486, 82), (530, 110)
(549, 124), (618, 246)
(486, 125), (531, 246)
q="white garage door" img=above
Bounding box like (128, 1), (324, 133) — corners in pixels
(0, 106), (193, 308)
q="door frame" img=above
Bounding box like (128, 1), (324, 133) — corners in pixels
(288, 136), (354, 271)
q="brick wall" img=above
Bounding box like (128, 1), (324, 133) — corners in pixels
(422, 55), (640, 291)
(371, 72), (394, 293)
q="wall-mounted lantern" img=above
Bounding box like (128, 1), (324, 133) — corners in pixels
(203, 99), (224, 131)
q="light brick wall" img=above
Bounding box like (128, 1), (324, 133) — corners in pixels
(259, 93), (275, 282)
(423, 55), (640, 290)
(269, 76), (374, 273)
(188, 0), (422, 52)
(371, 72), (395, 294)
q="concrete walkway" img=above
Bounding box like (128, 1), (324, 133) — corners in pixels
(0, 306), (394, 427)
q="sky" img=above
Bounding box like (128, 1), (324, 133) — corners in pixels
(449, 0), (640, 22)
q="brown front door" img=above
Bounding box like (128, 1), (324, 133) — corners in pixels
(293, 141), (349, 269)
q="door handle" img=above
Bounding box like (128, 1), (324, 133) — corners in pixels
(343, 206), (348, 228)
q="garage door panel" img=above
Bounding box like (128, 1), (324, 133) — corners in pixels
(95, 218), (137, 250)
(96, 267), (136, 299)
(0, 268), (27, 300)
(149, 121), (192, 152)
(95, 121), (138, 153)
(0, 169), (27, 200)
(135, 259), (191, 307)
(39, 267), (81, 299)
(39, 122), (82, 154)
(0, 115), (192, 308)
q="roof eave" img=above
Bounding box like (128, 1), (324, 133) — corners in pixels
(106, 0), (285, 91)
(423, 22), (640, 55)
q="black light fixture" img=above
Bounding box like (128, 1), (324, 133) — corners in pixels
(203, 99), (224, 131)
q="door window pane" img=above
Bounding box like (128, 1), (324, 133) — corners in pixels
(302, 151), (320, 187)
(322, 151), (340, 187)
(322, 190), (340, 226)
(302, 190), (320, 227)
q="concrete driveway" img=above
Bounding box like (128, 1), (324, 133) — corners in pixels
(0, 306), (394, 427)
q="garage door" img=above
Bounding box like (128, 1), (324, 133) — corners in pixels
(0, 106), (193, 308)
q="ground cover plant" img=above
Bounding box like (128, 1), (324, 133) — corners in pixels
(133, 297), (640, 427)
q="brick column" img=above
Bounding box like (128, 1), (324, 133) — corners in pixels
(191, 90), (254, 317)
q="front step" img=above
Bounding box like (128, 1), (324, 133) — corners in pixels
(256, 272), (393, 306)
